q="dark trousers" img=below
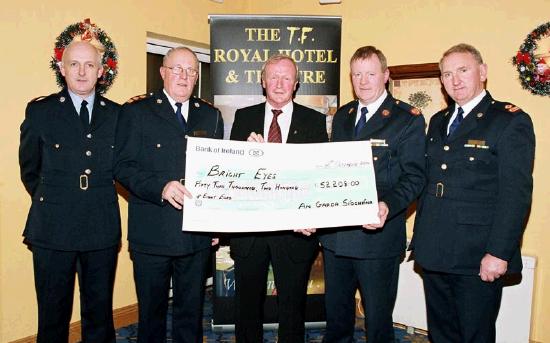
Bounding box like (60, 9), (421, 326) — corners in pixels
(322, 249), (400, 343)
(233, 236), (315, 343)
(131, 249), (210, 343)
(422, 269), (503, 343)
(32, 245), (118, 343)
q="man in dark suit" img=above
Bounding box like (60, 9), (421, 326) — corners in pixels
(230, 54), (328, 343)
(412, 43), (535, 343)
(319, 46), (426, 343)
(114, 46), (223, 343)
(19, 40), (121, 343)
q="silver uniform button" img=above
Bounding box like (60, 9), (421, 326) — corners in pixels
(441, 163), (447, 170)
(86, 151), (92, 156)
(443, 145), (450, 151)
(469, 156), (475, 161)
(373, 156), (378, 161)
(39, 197), (44, 202)
(156, 143), (162, 148)
(55, 144), (60, 148)
(86, 133), (92, 139)
(85, 169), (92, 175)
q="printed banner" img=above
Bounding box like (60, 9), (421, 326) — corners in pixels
(209, 15), (342, 138)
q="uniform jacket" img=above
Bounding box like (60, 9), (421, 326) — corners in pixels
(114, 91), (223, 256)
(412, 92), (535, 275)
(229, 102), (329, 262)
(19, 88), (121, 251)
(319, 95), (426, 259)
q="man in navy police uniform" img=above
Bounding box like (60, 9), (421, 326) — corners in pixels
(114, 46), (223, 343)
(412, 43), (536, 343)
(319, 46), (426, 343)
(19, 40), (121, 342)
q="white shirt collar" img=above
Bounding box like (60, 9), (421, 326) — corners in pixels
(454, 90), (487, 117)
(356, 90), (388, 124)
(68, 89), (95, 119)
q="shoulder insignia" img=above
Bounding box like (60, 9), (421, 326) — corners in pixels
(199, 98), (215, 107)
(394, 99), (421, 116)
(348, 107), (355, 114)
(30, 95), (47, 103)
(500, 102), (522, 113)
(126, 94), (148, 104)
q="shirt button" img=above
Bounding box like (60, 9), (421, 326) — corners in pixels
(441, 163), (447, 170)
(85, 169), (91, 175)
(86, 133), (92, 139)
(443, 145), (450, 151)
(85, 150), (92, 156)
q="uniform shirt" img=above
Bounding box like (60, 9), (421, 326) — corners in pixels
(446, 90), (486, 135)
(356, 90), (388, 125)
(68, 89), (95, 123)
(163, 89), (190, 122)
(264, 101), (293, 143)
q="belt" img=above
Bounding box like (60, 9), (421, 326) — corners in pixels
(40, 174), (115, 190)
(426, 183), (496, 202)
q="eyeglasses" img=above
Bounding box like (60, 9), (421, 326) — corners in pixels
(164, 65), (199, 77)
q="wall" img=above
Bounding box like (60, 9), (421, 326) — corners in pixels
(1, 0), (549, 342)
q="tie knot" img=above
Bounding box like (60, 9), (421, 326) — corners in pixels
(457, 106), (464, 118)
(175, 102), (183, 110)
(271, 109), (283, 118)
(360, 106), (368, 115)
(81, 100), (88, 107)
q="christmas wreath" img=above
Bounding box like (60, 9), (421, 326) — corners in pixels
(512, 21), (550, 96)
(50, 18), (118, 94)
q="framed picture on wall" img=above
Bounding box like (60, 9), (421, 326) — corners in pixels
(388, 63), (448, 124)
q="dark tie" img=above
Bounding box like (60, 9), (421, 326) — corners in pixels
(175, 102), (187, 131)
(354, 106), (368, 137)
(448, 106), (464, 137)
(80, 100), (90, 131)
(268, 109), (282, 143)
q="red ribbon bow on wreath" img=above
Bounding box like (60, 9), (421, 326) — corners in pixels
(516, 51), (531, 64)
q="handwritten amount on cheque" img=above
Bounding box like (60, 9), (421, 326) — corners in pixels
(191, 164), (371, 209)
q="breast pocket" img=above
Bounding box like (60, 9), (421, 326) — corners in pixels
(143, 137), (176, 171)
(461, 148), (495, 171)
(41, 139), (75, 172)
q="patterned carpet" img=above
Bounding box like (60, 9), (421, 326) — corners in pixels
(114, 287), (429, 342)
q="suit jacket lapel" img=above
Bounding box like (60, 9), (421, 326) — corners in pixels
(446, 93), (492, 143)
(90, 94), (109, 132)
(58, 88), (83, 129)
(287, 103), (306, 143)
(151, 91), (184, 133)
(355, 96), (393, 140)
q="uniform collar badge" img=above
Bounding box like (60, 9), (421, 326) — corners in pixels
(59, 96), (66, 103)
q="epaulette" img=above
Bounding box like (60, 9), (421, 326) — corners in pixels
(394, 100), (422, 116)
(502, 102), (522, 113)
(193, 97), (220, 111)
(30, 95), (47, 103)
(125, 93), (148, 104)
